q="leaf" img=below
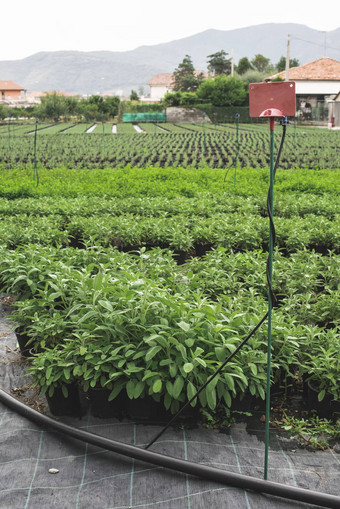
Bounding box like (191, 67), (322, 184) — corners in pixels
(206, 387), (216, 410)
(152, 379), (162, 394)
(215, 347), (226, 362)
(224, 374), (235, 391)
(249, 363), (257, 376)
(185, 338), (195, 348)
(318, 389), (326, 402)
(223, 391), (232, 407)
(126, 380), (135, 399)
(195, 358), (206, 368)
(187, 381), (196, 402)
(142, 371), (159, 381)
(79, 346), (87, 356)
(258, 385), (265, 400)
(183, 362), (194, 374)
(46, 367), (52, 380)
(108, 383), (124, 401)
(63, 368), (71, 380)
(61, 385), (69, 398)
(133, 381), (144, 399)
(145, 345), (162, 362)
(169, 363), (178, 377)
(177, 321), (190, 332)
(173, 376), (184, 399)
(166, 381), (173, 397)
(176, 344), (187, 359)
(98, 299), (113, 312)
(164, 392), (172, 410)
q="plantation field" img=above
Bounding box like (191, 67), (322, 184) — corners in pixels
(0, 161), (339, 415)
(1, 121), (339, 169)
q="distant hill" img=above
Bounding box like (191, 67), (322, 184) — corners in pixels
(0, 23), (339, 95)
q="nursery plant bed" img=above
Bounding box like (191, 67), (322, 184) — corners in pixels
(15, 327), (33, 358)
(307, 381), (340, 420)
(88, 386), (128, 419)
(46, 382), (83, 417)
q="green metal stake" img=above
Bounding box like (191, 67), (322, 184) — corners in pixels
(7, 113), (11, 153)
(234, 113), (240, 187)
(33, 119), (38, 183)
(264, 117), (275, 480)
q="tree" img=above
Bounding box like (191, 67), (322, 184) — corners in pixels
(207, 50), (231, 75)
(130, 90), (139, 101)
(65, 96), (79, 118)
(102, 96), (120, 117)
(162, 91), (197, 107)
(236, 57), (253, 75)
(196, 75), (247, 107)
(39, 93), (67, 121)
(251, 54), (271, 73)
(276, 56), (300, 72)
(239, 70), (265, 86)
(172, 55), (203, 92)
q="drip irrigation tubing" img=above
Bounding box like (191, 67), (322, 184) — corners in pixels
(1, 388), (339, 508)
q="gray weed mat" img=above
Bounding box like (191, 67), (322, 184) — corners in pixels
(1, 299), (339, 509)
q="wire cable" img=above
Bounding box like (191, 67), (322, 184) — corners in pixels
(146, 121), (287, 451)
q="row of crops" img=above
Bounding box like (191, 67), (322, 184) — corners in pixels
(0, 163), (339, 415)
(1, 121), (339, 169)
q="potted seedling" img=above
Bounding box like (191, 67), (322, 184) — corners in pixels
(27, 344), (83, 417)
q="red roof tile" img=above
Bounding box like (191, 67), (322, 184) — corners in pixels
(148, 70), (208, 86)
(0, 80), (26, 91)
(148, 73), (173, 86)
(269, 57), (340, 81)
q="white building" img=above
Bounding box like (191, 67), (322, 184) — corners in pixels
(147, 74), (174, 101)
(148, 71), (208, 101)
(268, 57), (340, 122)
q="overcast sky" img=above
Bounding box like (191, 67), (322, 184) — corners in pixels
(1, 0), (339, 61)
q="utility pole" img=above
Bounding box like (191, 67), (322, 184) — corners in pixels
(285, 34), (290, 81)
(322, 31), (327, 57)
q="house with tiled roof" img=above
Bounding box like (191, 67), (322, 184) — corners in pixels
(148, 74), (174, 101)
(0, 80), (26, 104)
(148, 71), (208, 101)
(268, 57), (340, 122)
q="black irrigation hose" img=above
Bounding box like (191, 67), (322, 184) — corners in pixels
(1, 388), (339, 509)
(146, 122), (287, 451)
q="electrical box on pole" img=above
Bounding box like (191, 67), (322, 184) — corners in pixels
(249, 81), (296, 120)
(248, 80), (296, 481)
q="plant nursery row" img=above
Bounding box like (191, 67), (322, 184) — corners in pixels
(0, 164), (339, 419)
(1, 122), (339, 169)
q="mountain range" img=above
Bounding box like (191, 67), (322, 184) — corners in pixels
(0, 23), (339, 96)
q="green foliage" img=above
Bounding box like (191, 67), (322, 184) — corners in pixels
(162, 91), (198, 107)
(33, 93), (120, 121)
(172, 55), (204, 92)
(130, 90), (139, 101)
(0, 125), (338, 421)
(236, 57), (253, 75)
(207, 50), (231, 75)
(274, 411), (340, 450)
(196, 75), (247, 106)
(276, 56), (300, 73)
(251, 54), (272, 73)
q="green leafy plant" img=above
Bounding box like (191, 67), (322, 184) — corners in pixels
(274, 410), (340, 450)
(27, 344), (77, 398)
